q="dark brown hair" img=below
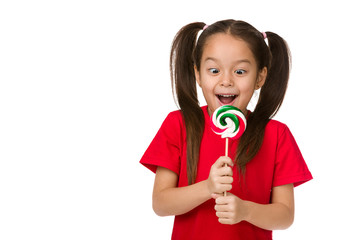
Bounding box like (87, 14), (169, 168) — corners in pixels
(170, 19), (291, 184)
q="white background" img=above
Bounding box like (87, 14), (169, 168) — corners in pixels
(1, 0), (359, 239)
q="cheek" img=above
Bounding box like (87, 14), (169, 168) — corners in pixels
(236, 82), (257, 107)
(201, 86), (216, 104)
(239, 81), (256, 96)
(199, 78), (215, 94)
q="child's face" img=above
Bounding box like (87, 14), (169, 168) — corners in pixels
(195, 33), (267, 116)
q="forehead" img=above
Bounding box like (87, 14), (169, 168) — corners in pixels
(201, 33), (256, 65)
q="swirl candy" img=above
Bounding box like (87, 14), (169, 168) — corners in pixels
(210, 105), (247, 140)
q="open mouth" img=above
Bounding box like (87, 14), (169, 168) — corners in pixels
(216, 94), (238, 105)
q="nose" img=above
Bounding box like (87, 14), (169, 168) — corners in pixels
(220, 73), (233, 87)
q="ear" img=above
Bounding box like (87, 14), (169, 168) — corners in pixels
(194, 65), (201, 87)
(256, 67), (267, 90)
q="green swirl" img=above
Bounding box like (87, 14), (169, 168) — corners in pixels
(216, 105), (241, 132)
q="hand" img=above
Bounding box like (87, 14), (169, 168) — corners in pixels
(212, 192), (249, 225)
(206, 156), (233, 195)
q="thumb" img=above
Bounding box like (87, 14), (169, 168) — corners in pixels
(212, 192), (234, 199)
(211, 193), (222, 199)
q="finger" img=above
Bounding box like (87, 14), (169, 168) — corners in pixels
(216, 211), (230, 218)
(218, 217), (234, 225)
(220, 178), (233, 190)
(211, 193), (221, 199)
(214, 204), (228, 212)
(216, 211), (235, 221)
(213, 182), (232, 193)
(222, 156), (234, 167)
(214, 156), (234, 168)
(219, 176), (233, 184)
(215, 196), (228, 205)
(217, 166), (233, 177)
(224, 183), (232, 192)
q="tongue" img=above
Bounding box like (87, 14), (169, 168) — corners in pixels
(219, 96), (235, 104)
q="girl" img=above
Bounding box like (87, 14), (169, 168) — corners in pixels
(140, 19), (312, 240)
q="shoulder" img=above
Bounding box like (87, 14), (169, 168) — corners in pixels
(264, 119), (298, 146)
(265, 119), (289, 135)
(163, 109), (184, 128)
(158, 109), (186, 140)
(166, 105), (207, 123)
(167, 108), (183, 120)
(265, 119), (300, 152)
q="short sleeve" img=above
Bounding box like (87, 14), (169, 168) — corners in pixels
(273, 125), (313, 187)
(139, 111), (183, 175)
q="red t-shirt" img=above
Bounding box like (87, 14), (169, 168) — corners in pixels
(140, 106), (312, 240)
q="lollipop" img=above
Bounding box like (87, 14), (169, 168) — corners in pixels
(210, 105), (247, 196)
(210, 105), (247, 141)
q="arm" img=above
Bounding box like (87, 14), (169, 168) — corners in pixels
(245, 184), (294, 230)
(152, 167), (210, 216)
(152, 157), (233, 216)
(214, 183), (294, 230)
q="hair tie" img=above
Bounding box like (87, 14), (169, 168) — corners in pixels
(262, 32), (269, 46)
(203, 24), (209, 30)
(262, 32), (267, 39)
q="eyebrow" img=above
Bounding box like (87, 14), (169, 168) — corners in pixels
(204, 57), (251, 64)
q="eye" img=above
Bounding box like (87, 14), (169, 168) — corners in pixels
(235, 69), (246, 75)
(209, 68), (220, 74)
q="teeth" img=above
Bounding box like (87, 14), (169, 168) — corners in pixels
(218, 94), (236, 97)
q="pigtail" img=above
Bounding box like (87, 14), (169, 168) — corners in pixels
(170, 22), (206, 185)
(261, 32), (291, 118)
(236, 31), (291, 172)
